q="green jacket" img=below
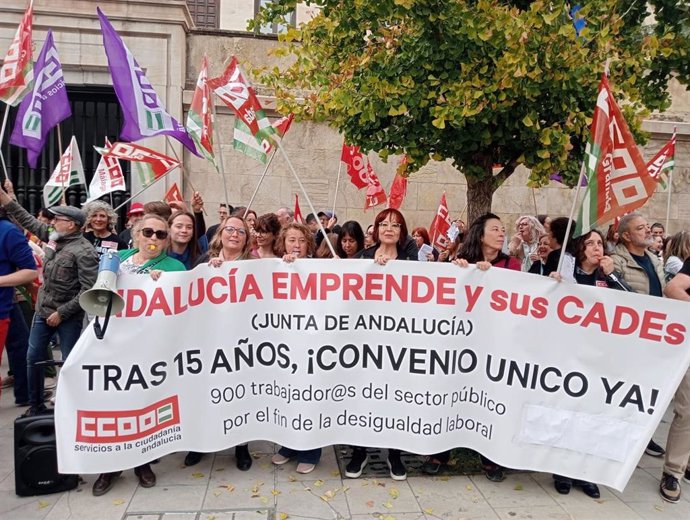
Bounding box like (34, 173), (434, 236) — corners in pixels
(119, 249), (186, 273)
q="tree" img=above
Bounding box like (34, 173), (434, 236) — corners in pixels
(253, 0), (689, 223)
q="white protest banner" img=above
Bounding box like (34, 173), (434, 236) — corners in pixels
(55, 260), (690, 491)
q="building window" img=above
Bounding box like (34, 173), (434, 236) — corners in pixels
(187, 0), (219, 29)
(255, 0), (295, 34)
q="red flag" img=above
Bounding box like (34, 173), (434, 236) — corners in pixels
(208, 57), (275, 149)
(646, 129), (675, 190)
(0, 1), (33, 106)
(388, 156), (409, 209)
(340, 144), (369, 189)
(364, 164), (387, 210)
(429, 192), (451, 250)
(575, 75), (657, 236)
(273, 113), (295, 138)
(104, 141), (179, 180)
(164, 183), (183, 204)
(293, 194), (304, 224)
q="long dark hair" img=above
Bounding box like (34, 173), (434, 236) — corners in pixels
(458, 213), (501, 263)
(168, 211), (200, 265)
(336, 221), (365, 258)
(549, 217), (575, 254)
(573, 229), (605, 266)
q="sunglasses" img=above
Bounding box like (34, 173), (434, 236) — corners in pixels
(141, 228), (168, 239)
(224, 225), (247, 236)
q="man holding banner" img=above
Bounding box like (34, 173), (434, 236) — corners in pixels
(660, 259), (690, 502)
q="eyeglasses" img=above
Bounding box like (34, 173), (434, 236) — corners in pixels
(379, 222), (401, 229)
(224, 226), (247, 236)
(141, 228), (168, 239)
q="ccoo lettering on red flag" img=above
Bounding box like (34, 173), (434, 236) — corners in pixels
(340, 144), (370, 190)
(575, 75), (657, 237)
(429, 192), (451, 250)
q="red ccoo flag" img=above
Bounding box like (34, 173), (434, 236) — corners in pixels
(387, 155), (409, 209)
(429, 192), (451, 250)
(364, 164), (387, 210)
(164, 182), (183, 203)
(340, 144), (369, 189)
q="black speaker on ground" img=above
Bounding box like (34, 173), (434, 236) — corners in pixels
(14, 411), (79, 496)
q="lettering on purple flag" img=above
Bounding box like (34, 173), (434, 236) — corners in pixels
(9, 29), (70, 169)
(97, 8), (198, 156)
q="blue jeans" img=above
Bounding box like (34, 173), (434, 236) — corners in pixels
(277, 447), (321, 465)
(6, 304), (30, 404)
(27, 313), (83, 407)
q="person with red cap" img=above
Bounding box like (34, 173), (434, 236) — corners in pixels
(119, 202), (145, 248)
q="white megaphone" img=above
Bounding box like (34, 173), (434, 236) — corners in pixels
(79, 250), (125, 339)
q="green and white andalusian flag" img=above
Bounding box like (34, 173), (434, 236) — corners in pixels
(186, 56), (217, 170)
(645, 130), (676, 190)
(233, 113), (294, 164)
(43, 136), (87, 207)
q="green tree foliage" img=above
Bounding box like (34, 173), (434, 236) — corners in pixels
(252, 0), (689, 222)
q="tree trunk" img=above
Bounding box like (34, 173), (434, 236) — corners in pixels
(465, 174), (496, 226)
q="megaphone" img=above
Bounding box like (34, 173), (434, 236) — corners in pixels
(79, 250), (125, 339)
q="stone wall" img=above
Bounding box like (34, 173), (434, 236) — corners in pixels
(186, 32), (690, 233)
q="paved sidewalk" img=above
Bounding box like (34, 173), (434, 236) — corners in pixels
(1, 388), (689, 520)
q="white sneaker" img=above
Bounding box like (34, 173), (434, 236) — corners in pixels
(271, 453), (290, 465)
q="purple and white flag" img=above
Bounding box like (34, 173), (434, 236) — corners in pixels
(9, 29), (70, 169)
(97, 8), (198, 155)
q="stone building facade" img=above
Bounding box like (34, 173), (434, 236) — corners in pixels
(1, 0), (688, 232)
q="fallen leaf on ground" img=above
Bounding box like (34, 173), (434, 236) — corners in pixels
(271, 489), (281, 496)
(314, 479), (324, 487)
(221, 484), (235, 492)
(111, 499), (125, 506)
(331, 470), (340, 477)
(382, 501), (393, 509)
(213, 491), (221, 497)
(288, 475), (297, 482)
(38, 500), (50, 509)
(389, 488), (399, 499)
(259, 496), (269, 504)
(514, 483), (523, 491)
(191, 472), (204, 478)
(366, 500), (375, 508)
(279, 513), (289, 520)
(466, 484), (473, 491)
(423, 508), (434, 514)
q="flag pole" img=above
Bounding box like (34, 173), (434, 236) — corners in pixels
(276, 140), (337, 257)
(556, 160), (587, 273)
(331, 159), (343, 216)
(210, 101), (231, 212)
(665, 168), (673, 232)
(113, 167), (175, 212)
(0, 105), (10, 182)
(165, 136), (208, 215)
(244, 149), (277, 218)
(57, 125), (67, 204)
(431, 191), (446, 247)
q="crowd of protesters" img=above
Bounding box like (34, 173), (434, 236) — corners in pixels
(0, 180), (688, 503)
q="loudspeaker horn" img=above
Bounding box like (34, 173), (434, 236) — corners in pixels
(79, 250), (125, 317)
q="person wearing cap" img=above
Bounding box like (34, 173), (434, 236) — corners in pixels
(119, 202), (145, 248)
(0, 186), (98, 416)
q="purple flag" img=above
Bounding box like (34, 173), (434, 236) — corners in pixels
(97, 8), (198, 156)
(9, 30), (71, 169)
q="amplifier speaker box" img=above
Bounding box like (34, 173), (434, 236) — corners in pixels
(14, 411), (79, 496)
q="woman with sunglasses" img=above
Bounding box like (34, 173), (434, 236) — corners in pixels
(182, 215), (254, 470)
(92, 214), (185, 497)
(347, 209), (418, 481)
(271, 223), (321, 474)
(508, 215), (544, 272)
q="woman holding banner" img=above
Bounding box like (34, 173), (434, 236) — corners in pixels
(92, 214), (186, 497)
(422, 213), (520, 480)
(271, 223), (321, 474)
(347, 209), (418, 481)
(545, 228), (633, 499)
(183, 215), (254, 469)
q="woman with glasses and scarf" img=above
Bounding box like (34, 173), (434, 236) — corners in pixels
(182, 215), (254, 470)
(92, 214), (185, 497)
